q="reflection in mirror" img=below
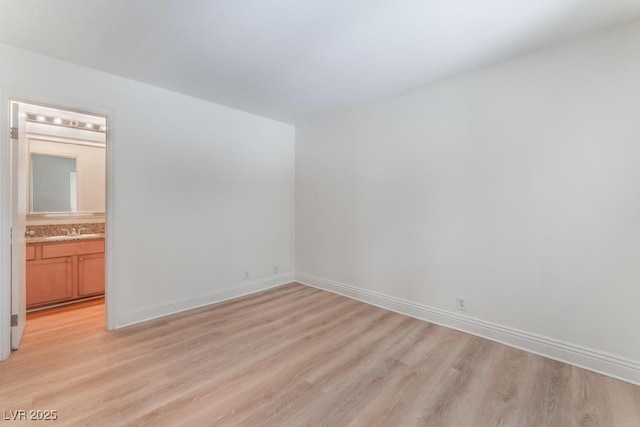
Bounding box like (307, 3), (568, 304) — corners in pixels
(31, 154), (77, 213)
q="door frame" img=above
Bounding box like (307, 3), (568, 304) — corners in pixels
(0, 88), (117, 360)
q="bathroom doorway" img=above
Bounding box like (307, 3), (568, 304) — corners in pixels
(9, 99), (109, 351)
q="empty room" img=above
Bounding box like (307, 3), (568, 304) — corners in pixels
(1, 0), (639, 425)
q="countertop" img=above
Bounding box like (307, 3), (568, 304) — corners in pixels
(26, 233), (105, 245)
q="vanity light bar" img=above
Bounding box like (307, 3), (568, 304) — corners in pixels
(26, 113), (107, 133)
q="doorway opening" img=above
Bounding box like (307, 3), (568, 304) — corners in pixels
(9, 100), (108, 352)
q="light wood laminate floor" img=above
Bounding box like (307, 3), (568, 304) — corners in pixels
(1, 284), (639, 426)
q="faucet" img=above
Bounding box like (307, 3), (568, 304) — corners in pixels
(61, 228), (86, 236)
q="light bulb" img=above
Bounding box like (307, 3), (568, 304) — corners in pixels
(36, 115), (46, 122)
(53, 117), (62, 125)
(85, 123), (94, 129)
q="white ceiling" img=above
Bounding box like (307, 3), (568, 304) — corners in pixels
(0, 0), (639, 124)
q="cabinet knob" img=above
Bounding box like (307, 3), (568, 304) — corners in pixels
(79, 258), (85, 261)
(66, 259), (71, 263)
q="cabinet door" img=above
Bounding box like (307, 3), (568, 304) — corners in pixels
(78, 253), (105, 297)
(26, 257), (73, 308)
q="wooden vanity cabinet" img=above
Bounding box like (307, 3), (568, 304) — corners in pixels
(78, 253), (105, 297)
(26, 239), (105, 310)
(26, 257), (74, 307)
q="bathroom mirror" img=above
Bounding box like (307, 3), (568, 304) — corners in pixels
(31, 154), (78, 213)
(27, 137), (105, 220)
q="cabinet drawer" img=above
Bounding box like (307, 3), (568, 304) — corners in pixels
(26, 245), (36, 261)
(42, 240), (104, 259)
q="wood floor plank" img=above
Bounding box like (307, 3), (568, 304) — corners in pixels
(517, 357), (574, 427)
(571, 367), (615, 427)
(1, 282), (638, 426)
(608, 377), (640, 427)
(416, 336), (496, 426)
(471, 345), (534, 427)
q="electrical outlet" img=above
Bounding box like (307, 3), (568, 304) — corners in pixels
(243, 270), (249, 280)
(273, 265), (279, 274)
(456, 297), (466, 311)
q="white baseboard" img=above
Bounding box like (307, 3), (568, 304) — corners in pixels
(117, 272), (295, 328)
(296, 272), (640, 386)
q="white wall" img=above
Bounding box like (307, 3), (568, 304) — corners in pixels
(296, 22), (640, 382)
(0, 42), (295, 356)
